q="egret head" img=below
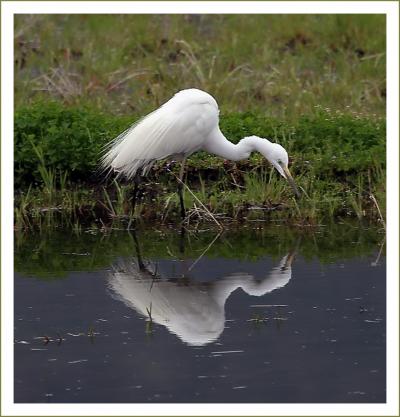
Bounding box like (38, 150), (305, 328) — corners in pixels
(265, 143), (301, 198)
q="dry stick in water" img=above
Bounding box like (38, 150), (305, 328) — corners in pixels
(169, 170), (224, 230)
(369, 193), (386, 230)
(188, 230), (223, 271)
(371, 237), (386, 267)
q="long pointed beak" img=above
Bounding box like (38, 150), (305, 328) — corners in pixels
(283, 166), (301, 198)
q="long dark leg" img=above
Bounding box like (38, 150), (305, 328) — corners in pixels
(131, 175), (141, 212)
(178, 158), (186, 220)
(179, 225), (185, 255)
(127, 176), (141, 230)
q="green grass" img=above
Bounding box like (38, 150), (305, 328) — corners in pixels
(15, 14), (385, 119)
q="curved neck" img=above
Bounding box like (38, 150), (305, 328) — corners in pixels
(209, 253), (293, 305)
(204, 129), (274, 162)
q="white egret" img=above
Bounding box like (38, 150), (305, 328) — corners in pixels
(102, 88), (300, 217)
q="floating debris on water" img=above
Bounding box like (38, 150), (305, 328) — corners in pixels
(348, 391), (366, 395)
(249, 304), (288, 308)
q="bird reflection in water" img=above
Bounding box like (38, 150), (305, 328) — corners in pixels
(107, 230), (296, 346)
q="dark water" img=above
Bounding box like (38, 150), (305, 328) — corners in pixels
(14, 225), (386, 403)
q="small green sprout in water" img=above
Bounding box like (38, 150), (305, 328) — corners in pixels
(56, 332), (63, 345)
(146, 303), (153, 322)
(87, 326), (96, 344)
(145, 303), (154, 334)
(247, 313), (269, 326)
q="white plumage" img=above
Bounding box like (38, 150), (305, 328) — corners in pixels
(101, 88), (300, 197)
(102, 89), (219, 177)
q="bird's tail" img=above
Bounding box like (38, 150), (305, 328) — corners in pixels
(100, 106), (175, 179)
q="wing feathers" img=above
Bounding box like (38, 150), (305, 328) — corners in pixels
(101, 89), (219, 179)
(101, 108), (176, 178)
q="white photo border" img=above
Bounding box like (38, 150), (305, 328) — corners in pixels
(2, 1), (399, 416)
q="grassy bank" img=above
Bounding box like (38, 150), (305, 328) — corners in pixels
(14, 101), (385, 229)
(14, 14), (386, 230)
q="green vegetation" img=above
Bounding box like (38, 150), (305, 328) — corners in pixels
(15, 101), (385, 186)
(14, 14), (386, 229)
(14, 102), (131, 186)
(14, 101), (385, 228)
